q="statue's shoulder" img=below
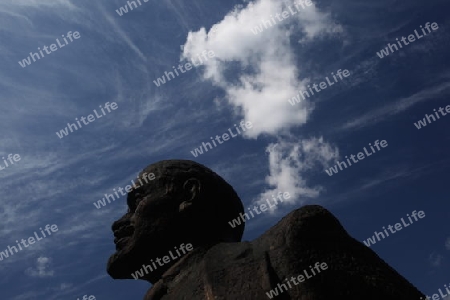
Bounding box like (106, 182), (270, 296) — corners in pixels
(254, 205), (350, 249)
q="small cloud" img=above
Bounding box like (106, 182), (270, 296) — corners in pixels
(25, 256), (54, 278)
(445, 237), (450, 250)
(48, 282), (73, 292)
(256, 136), (338, 210)
(428, 252), (444, 267)
(57, 283), (72, 290)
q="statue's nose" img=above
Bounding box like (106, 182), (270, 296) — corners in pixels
(111, 214), (131, 232)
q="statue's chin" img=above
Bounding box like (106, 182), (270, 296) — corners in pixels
(107, 252), (135, 279)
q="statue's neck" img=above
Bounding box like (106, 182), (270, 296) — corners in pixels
(144, 245), (213, 299)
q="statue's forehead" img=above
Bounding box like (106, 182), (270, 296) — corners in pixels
(127, 184), (180, 214)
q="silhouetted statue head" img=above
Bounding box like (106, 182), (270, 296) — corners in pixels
(107, 160), (244, 283)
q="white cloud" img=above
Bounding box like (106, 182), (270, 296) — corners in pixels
(255, 136), (339, 210)
(445, 237), (450, 250)
(182, 0), (342, 137)
(25, 256), (54, 278)
(180, 0), (342, 204)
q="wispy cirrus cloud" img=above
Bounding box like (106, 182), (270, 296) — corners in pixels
(341, 81), (450, 131)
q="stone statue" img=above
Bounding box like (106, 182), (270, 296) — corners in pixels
(107, 159), (425, 299)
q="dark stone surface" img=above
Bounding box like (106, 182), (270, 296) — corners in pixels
(106, 159), (425, 300)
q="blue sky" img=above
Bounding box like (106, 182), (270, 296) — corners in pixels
(0, 0), (449, 299)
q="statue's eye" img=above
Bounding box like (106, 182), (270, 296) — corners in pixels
(127, 189), (142, 212)
(136, 196), (147, 208)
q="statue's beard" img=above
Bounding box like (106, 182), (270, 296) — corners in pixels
(106, 236), (169, 282)
(107, 237), (146, 279)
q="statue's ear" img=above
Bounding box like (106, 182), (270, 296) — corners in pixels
(179, 178), (201, 212)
